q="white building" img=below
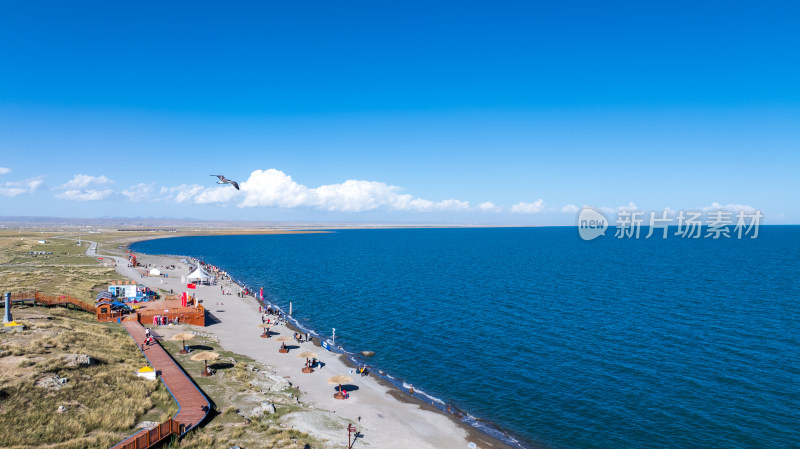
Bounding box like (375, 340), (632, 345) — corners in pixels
(108, 282), (138, 300)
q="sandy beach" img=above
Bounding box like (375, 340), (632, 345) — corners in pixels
(93, 241), (516, 449)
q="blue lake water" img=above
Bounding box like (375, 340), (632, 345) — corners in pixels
(131, 227), (800, 449)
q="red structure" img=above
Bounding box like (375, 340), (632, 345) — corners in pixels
(111, 319), (210, 449)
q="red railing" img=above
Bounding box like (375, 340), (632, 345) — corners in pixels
(33, 292), (94, 313)
(7, 291), (94, 313)
(96, 310), (128, 321)
(136, 305), (205, 326)
(7, 291), (205, 326)
(9, 291), (37, 301)
(113, 418), (183, 449)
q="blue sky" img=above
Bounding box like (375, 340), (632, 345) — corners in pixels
(1, 1), (798, 224)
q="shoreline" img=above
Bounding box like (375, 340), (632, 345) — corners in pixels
(117, 232), (528, 449)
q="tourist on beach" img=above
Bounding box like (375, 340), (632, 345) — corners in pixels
(306, 332), (310, 343)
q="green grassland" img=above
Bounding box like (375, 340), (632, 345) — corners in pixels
(0, 232), (127, 301)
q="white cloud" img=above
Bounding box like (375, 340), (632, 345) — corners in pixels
(511, 199), (545, 214)
(60, 174), (112, 190)
(161, 184), (209, 204)
(561, 204), (579, 213)
(0, 177), (44, 197)
(703, 202), (756, 213)
(478, 201), (502, 212)
(0, 167), (10, 175)
(56, 189), (115, 201)
(122, 183), (156, 202)
(168, 169), (472, 212)
(597, 202), (639, 215)
(54, 174), (115, 201)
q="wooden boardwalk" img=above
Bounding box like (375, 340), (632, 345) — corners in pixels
(7, 291), (94, 313)
(111, 319), (211, 449)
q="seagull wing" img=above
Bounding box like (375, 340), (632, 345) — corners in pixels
(231, 181), (240, 190)
(211, 175), (226, 181)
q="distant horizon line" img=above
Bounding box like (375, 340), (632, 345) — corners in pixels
(0, 215), (798, 228)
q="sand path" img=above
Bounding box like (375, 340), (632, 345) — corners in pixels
(93, 243), (479, 449)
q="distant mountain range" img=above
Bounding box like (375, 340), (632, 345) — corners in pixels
(0, 216), (490, 229)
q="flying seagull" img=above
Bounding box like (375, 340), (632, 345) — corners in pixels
(210, 175), (240, 190)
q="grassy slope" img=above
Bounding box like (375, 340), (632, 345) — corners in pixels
(0, 231), (177, 448)
(0, 232), (127, 301)
(1, 230), (320, 449)
(0, 308), (178, 448)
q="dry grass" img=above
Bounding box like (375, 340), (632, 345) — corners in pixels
(0, 308), (178, 448)
(0, 230), (320, 448)
(0, 231), (175, 447)
(0, 233), (127, 301)
(157, 338), (320, 449)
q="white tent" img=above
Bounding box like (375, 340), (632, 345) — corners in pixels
(149, 268), (161, 276)
(186, 267), (212, 282)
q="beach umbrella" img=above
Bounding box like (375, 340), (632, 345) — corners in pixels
(190, 351), (219, 377)
(276, 335), (292, 353)
(170, 332), (195, 354)
(327, 375), (354, 399)
(258, 323), (272, 338)
(297, 351), (318, 373)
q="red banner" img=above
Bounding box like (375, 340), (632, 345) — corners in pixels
(187, 283), (196, 289)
